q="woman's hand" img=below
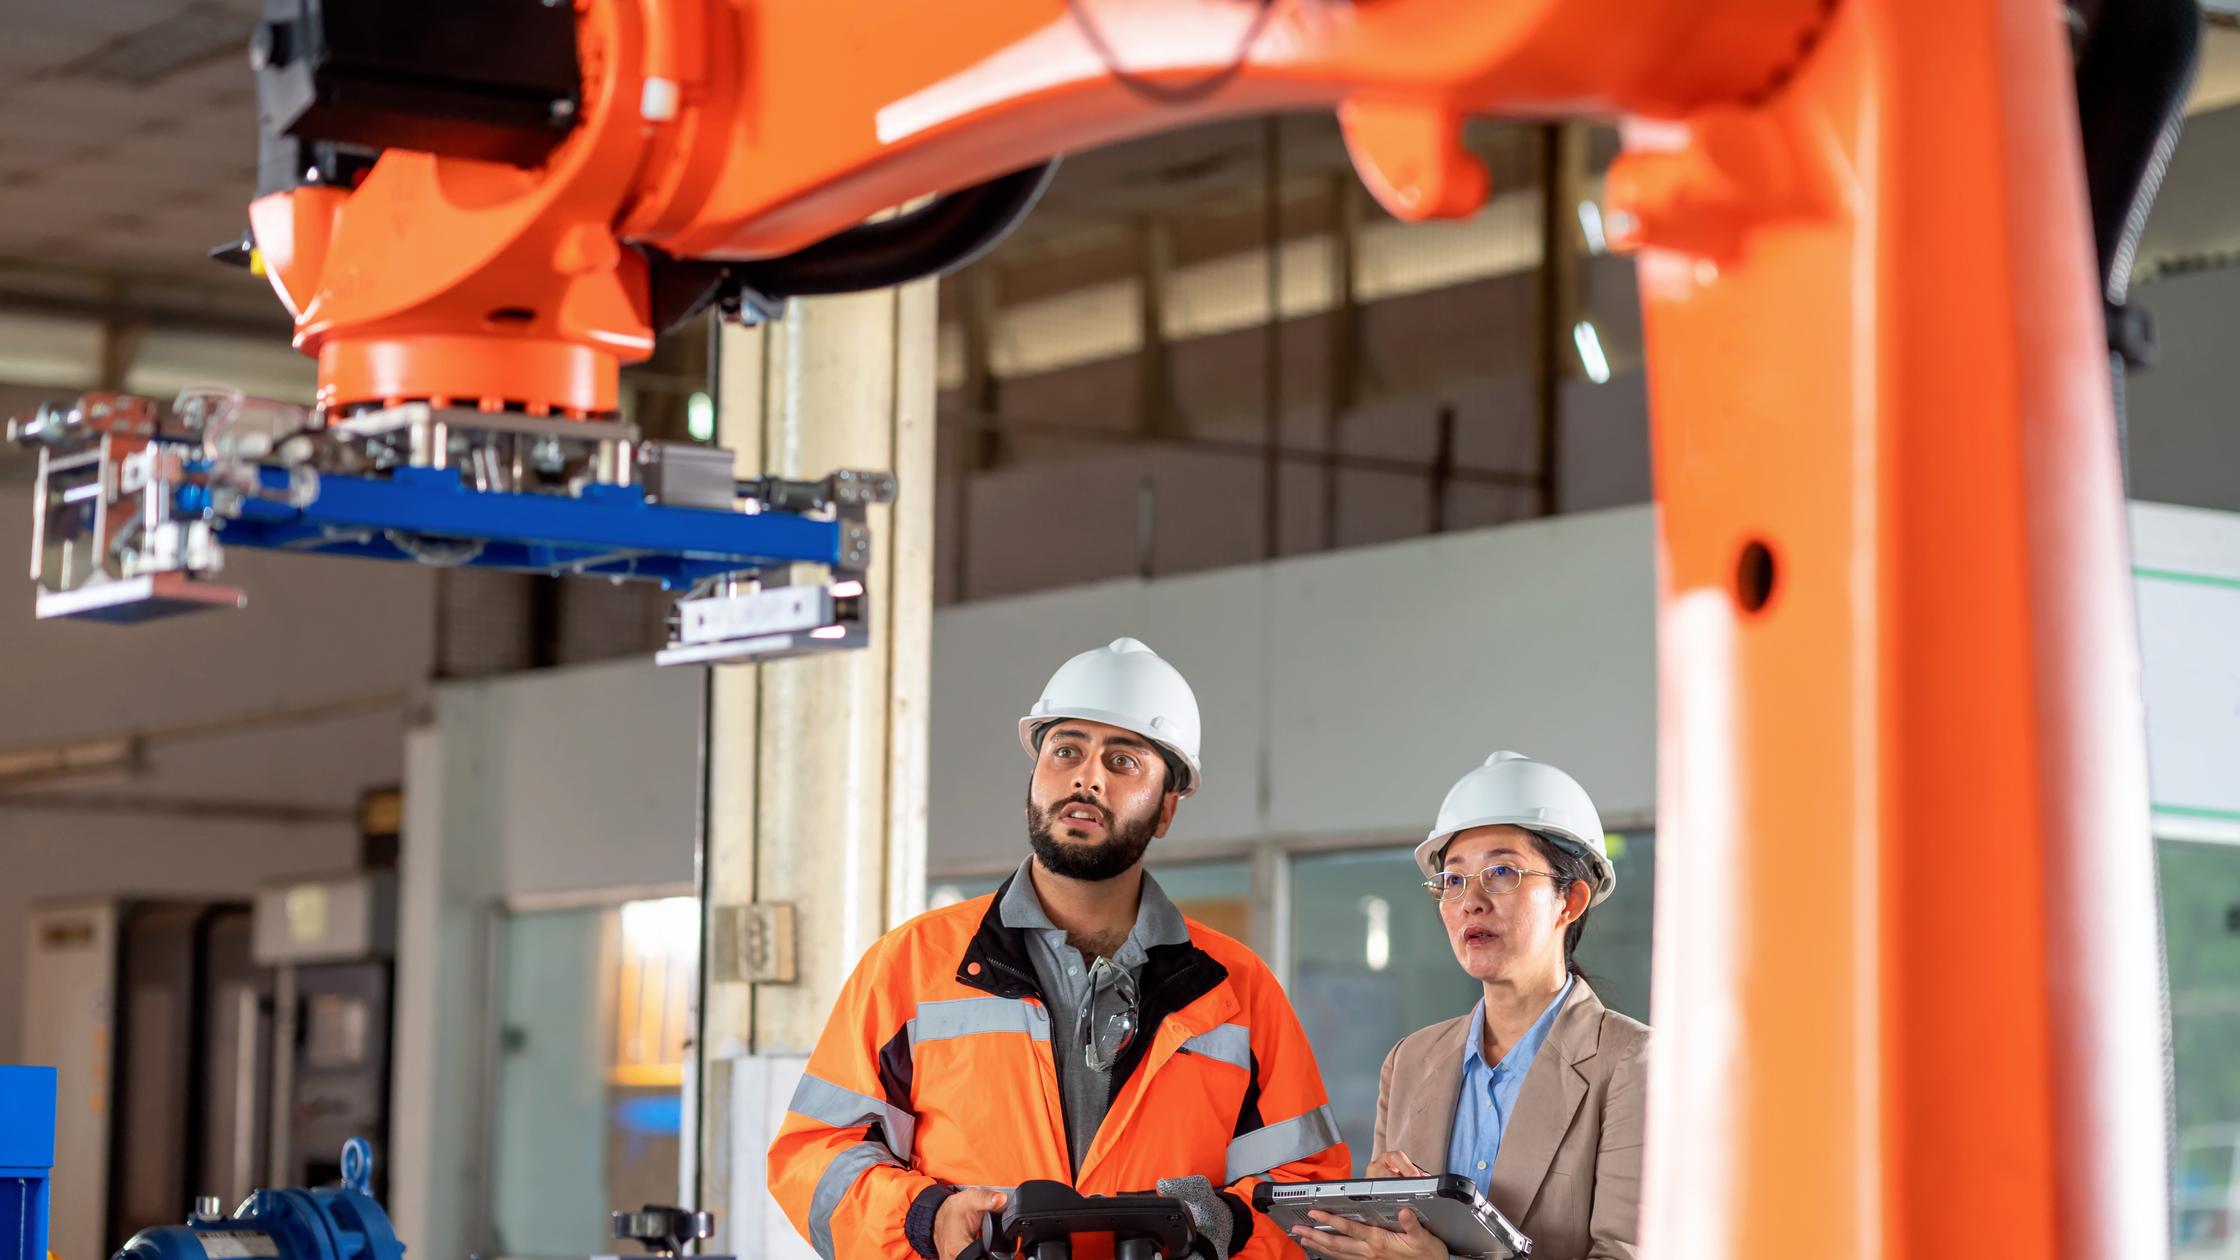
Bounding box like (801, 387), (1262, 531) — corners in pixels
(1372, 1152), (1431, 1178)
(1288, 1208), (1446, 1260)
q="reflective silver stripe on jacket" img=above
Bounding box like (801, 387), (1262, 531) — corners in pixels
(908, 995), (1051, 1046)
(808, 1141), (899, 1260)
(1181, 1022), (1252, 1072)
(1226, 1104), (1343, 1183)
(787, 1072), (917, 1159)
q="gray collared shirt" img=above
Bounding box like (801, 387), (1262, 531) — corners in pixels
(999, 857), (1192, 1173)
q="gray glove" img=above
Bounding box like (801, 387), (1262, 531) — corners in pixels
(1156, 1175), (1233, 1260)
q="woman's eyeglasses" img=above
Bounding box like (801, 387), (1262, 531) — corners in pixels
(1423, 863), (1562, 901)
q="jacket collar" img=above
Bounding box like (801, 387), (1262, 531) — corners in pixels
(956, 869), (1043, 999)
(1487, 980), (1606, 1221)
(995, 857), (1192, 964)
(956, 860), (1230, 1087)
(1462, 974), (1575, 1075)
(1402, 980), (1607, 1182)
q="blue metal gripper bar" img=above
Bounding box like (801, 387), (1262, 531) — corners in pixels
(174, 463), (841, 590)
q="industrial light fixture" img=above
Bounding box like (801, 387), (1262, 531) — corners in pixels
(1359, 895), (1391, 973)
(1577, 201), (1608, 255)
(1572, 320), (1613, 384)
(687, 391), (716, 441)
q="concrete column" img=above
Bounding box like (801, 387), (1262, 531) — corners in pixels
(691, 280), (937, 1259)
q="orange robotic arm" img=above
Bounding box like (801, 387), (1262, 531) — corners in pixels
(244, 0), (1825, 416)
(241, 1), (2187, 1257)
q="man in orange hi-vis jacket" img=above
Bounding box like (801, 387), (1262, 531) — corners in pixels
(769, 638), (1350, 1260)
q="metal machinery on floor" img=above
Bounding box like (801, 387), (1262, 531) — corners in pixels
(113, 1140), (403, 1260)
(0, 1073), (403, 1260)
(1, 1068), (56, 1260)
(250, 872), (399, 1200)
(5, 1074), (692, 1260)
(5, 0), (2209, 1253)
(18, 793), (410, 1260)
(18, 881), (401, 1260)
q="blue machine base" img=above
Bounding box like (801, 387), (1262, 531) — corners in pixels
(0, 1066), (55, 1260)
(182, 465), (843, 590)
(117, 1140), (404, 1260)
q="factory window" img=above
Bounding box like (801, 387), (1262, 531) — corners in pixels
(1146, 859), (1254, 942)
(1288, 836), (1655, 1173)
(1574, 830), (1654, 1023)
(1289, 848), (1482, 1173)
(612, 896), (698, 1085)
(2165, 837), (2240, 1254)
(488, 896), (697, 1260)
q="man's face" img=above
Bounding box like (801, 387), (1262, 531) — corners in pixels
(1024, 719), (1178, 881)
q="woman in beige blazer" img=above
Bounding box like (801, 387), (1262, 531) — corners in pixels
(1286, 753), (1648, 1260)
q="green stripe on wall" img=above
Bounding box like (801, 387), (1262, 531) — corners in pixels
(2154, 803), (2240, 822)
(2134, 566), (2240, 591)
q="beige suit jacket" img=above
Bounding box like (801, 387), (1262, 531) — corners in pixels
(1372, 980), (1648, 1260)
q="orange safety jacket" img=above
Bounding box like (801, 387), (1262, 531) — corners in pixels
(769, 869), (1351, 1260)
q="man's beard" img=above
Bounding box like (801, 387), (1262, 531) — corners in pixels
(1027, 792), (1158, 881)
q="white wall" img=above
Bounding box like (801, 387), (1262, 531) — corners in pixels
(928, 506), (1661, 868)
(411, 661), (703, 896)
(927, 501), (2240, 869)
(389, 660), (703, 1260)
(2133, 503), (2240, 841)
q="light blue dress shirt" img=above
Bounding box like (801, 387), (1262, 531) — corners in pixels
(1445, 975), (1574, 1197)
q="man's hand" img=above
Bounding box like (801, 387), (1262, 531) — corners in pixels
(1288, 1208), (1446, 1260)
(934, 1187), (1008, 1260)
(1372, 1152), (1431, 1178)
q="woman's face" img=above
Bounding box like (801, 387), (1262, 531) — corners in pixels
(1436, 824), (1580, 984)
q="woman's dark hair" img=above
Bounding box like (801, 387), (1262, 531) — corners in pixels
(1525, 830), (1596, 978)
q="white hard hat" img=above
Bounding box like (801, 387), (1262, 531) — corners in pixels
(1019, 638), (1202, 795)
(1414, 751), (1615, 905)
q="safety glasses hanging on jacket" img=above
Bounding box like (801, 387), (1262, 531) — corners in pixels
(1082, 955), (1140, 1072)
